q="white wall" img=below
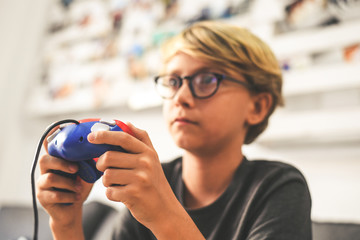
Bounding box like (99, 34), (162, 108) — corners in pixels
(0, 0), (359, 225)
(0, 0), (49, 204)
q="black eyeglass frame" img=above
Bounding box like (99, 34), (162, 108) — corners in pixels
(154, 72), (253, 99)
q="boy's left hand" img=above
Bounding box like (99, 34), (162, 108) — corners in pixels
(88, 122), (180, 229)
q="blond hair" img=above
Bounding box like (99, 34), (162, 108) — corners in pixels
(161, 21), (284, 144)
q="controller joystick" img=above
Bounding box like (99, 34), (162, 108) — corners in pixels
(47, 118), (132, 183)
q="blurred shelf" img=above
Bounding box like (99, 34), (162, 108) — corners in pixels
(28, 2), (360, 116)
(27, 84), (129, 117)
(26, 79), (162, 117)
(270, 19), (360, 59)
(258, 107), (360, 146)
(127, 83), (163, 111)
(283, 62), (360, 96)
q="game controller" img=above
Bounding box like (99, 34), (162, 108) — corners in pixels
(47, 118), (132, 183)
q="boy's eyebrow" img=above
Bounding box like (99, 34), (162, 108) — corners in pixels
(161, 67), (215, 76)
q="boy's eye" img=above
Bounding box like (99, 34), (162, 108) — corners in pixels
(194, 73), (217, 85)
(168, 77), (179, 87)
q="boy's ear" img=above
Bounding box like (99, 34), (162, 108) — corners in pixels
(246, 93), (273, 126)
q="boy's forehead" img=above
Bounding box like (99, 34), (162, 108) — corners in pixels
(161, 52), (244, 80)
(162, 52), (206, 72)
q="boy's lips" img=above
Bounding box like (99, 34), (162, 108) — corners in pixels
(173, 117), (197, 125)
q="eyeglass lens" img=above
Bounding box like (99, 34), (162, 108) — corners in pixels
(156, 73), (219, 98)
(192, 73), (218, 97)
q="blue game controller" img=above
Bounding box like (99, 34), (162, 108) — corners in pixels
(47, 118), (132, 183)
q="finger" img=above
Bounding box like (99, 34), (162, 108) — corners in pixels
(105, 185), (127, 203)
(39, 154), (78, 175)
(88, 130), (146, 154)
(96, 151), (139, 172)
(37, 188), (79, 205)
(105, 184), (142, 206)
(37, 172), (81, 193)
(102, 168), (134, 187)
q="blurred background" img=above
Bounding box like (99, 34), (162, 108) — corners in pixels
(0, 0), (360, 226)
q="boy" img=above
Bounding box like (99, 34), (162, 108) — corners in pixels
(37, 21), (312, 239)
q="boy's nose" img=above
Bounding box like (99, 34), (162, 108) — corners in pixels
(172, 81), (195, 107)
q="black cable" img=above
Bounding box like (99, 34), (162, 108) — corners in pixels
(31, 119), (79, 240)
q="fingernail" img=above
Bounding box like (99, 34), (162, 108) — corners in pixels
(88, 133), (95, 142)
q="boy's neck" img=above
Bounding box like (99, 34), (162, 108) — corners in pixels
(181, 149), (243, 209)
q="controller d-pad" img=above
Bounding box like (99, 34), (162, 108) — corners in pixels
(91, 122), (110, 132)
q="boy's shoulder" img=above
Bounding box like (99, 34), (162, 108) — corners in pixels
(243, 158), (308, 186)
(246, 158), (302, 172)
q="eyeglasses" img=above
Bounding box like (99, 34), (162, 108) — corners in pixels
(154, 72), (252, 99)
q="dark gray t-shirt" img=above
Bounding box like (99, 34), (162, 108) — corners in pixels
(112, 157), (312, 240)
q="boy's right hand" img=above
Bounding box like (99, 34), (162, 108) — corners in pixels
(36, 154), (92, 221)
(36, 127), (93, 230)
